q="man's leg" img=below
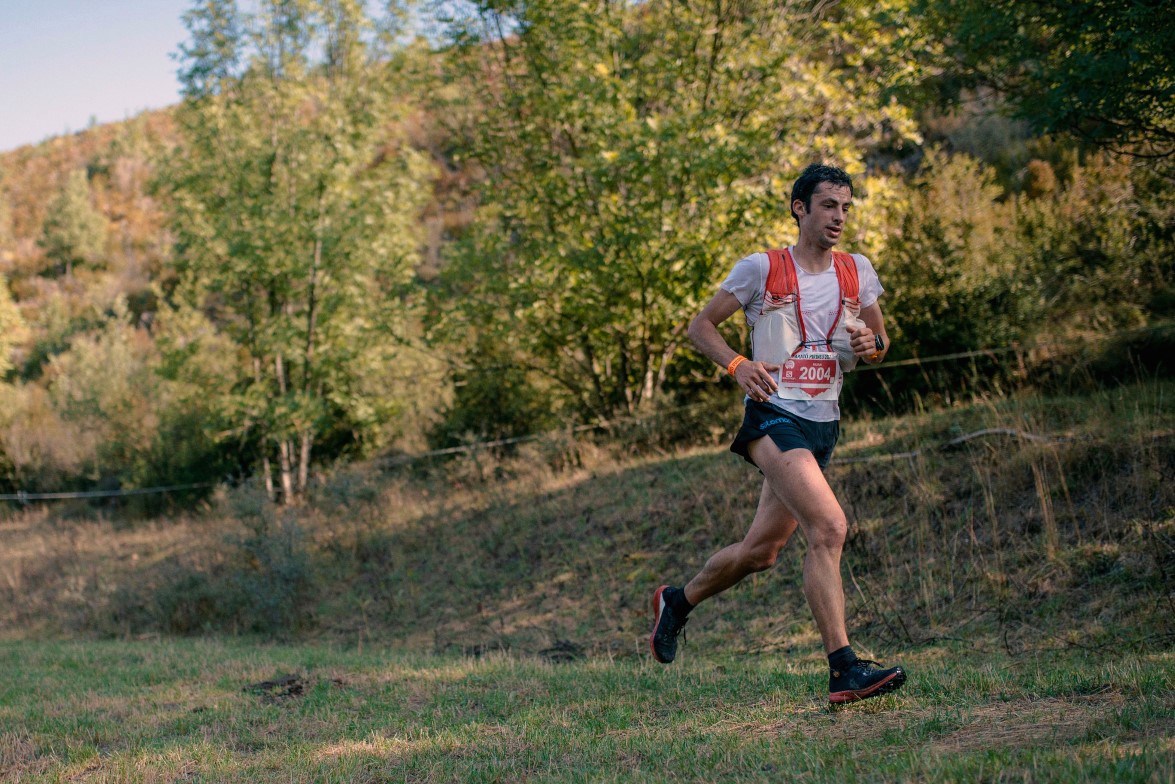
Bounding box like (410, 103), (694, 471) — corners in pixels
(747, 437), (849, 653)
(683, 478), (798, 605)
(651, 475), (797, 663)
(748, 437), (906, 703)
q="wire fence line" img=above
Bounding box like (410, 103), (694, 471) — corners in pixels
(389, 319), (1174, 383)
(0, 428), (1071, 503)
(830, 428), (1069, 466)
(0, 482), (216, 503)
(5, 322), (1168, 503)
(376, 423), (602, 467)
(853, 345), (1020, 370)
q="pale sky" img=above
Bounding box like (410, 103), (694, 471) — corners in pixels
(0, 0), (190, 153)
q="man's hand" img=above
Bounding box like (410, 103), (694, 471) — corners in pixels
(846, 322), (876, 357)
(846, 322), (884, 363)
(733, 359), (781, 402)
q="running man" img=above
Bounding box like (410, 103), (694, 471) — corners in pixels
(650, 163), (906, 705)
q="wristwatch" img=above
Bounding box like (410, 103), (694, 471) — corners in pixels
(874, 334), (885, 352)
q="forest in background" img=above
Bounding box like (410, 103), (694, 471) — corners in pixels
(0, 0), (1172, 504)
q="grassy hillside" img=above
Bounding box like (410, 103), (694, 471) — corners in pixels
(2, 380), (1172, 660)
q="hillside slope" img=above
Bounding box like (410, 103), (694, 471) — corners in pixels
(2, 381), (1172, 660)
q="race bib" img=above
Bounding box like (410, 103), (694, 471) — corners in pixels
(777, 348), (839, 400)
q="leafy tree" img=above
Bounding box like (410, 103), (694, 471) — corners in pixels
(915, 0), (1175, 155)
(0, 297), (227, 494)
(878, 149), (1023, 354)
(844, 148), (1175, 411)
(432, 0), (919, 424)
(38, 169), (107, 278)
(1013, 154), (1175, 334)
(166, 0), (433, 502)
(426, 336), (558, 449)
(176, 0), (244, 98)
(0, 187), (13, 255)
(0, 276), (25, 378)
(0, 382), (94, 491)
(46, 300), (160, 484)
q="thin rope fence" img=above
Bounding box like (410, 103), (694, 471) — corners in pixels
(5, 322), (1169, 502)
(0, 427), (1073, 502)
(0, 482), (216, 503)
(830, 428), (1069, 466)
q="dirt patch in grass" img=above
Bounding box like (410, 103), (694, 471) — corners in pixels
(711, 693), (1131, 754)
(929, 694), (1126, 753)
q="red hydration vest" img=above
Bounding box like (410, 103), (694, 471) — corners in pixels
(764, 248), (860, 319)
(753, 248), (863, 374)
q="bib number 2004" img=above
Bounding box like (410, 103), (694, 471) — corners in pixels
(797, 364), (833, 382)
(778, 350), (838, 400)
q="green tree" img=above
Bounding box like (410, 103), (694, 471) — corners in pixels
(879, 150), (1023, 353)
(0, 276), (25, 378)
(1013, 154), (1175, 334)
(0, 187), (13, 255)
(38, 169), (107, 278)
(176, 0), (244, 98)
(167, 0), (433, 502)
(915, 0), (1175, 155)
(433, 0), (918, 423)
(46, 300), (160, 485)
(0, 298), (227, 494)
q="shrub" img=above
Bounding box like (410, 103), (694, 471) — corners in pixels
(106, 489), (317, 637)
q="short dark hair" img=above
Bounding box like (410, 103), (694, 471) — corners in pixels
(790, 164), (853, 223)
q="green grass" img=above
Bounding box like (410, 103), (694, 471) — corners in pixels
(1, 639), (1172, 782)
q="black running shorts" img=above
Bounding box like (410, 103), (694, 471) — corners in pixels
(730, 401), (840, 469)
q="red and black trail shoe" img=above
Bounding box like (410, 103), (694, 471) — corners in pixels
(649, 585), (689, 664)
(829, 659), (906, 704)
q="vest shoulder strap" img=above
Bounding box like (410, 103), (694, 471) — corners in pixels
(765, 248), (859, 300)
(764, 249), (797, 298)
(832, 251), (860, 301)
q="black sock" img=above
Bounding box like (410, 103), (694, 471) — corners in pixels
(668, 587), (695, 616)
(828, 645), (857, 674)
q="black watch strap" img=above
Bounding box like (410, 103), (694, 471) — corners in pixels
(874, 334), (885, 352)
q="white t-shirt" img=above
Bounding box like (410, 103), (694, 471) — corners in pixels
(720, 247), (884, 422)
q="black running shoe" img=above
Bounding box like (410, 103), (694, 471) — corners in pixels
(649, 585), (688, 663)
(829, 659), (906, 704)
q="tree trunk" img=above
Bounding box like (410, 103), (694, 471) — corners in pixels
(253, 354), (276, 502)
(279, 438), (295, 503)
(292, 194), (324, 500)
(304, 216), (321, 390)
(275, 351), (295, 503)
(298, 430), (311, 494)
(261, 455), (275, 501)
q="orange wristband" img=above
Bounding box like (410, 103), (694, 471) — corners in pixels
(726, 355), (748, 376)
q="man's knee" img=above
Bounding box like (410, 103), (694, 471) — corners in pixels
(740, 542), (782, 573)
(806, 515), (848, 550)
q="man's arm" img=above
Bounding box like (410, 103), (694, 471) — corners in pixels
(688, 290), (780, 402)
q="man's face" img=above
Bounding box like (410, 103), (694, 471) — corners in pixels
(793, 182), (852, 249)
